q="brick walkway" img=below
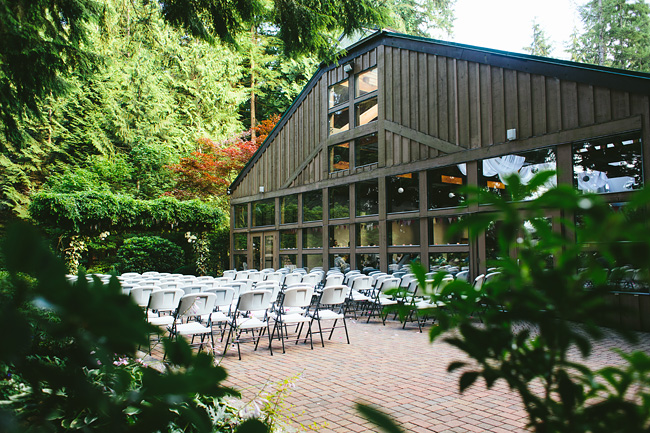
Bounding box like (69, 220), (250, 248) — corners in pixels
(164, 317), (649, 433)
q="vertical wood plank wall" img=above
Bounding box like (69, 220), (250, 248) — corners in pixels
(232, 44), (650, 200)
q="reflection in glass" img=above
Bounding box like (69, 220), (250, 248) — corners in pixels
(234, 233), (247, 250)
(303, 191), (322, 222)
(355, 133), (378, 168)
(280, 254), (297, 269)
(478, 148), (557, 201)
(387, 172), (419, 213)
(356, 222), (379, 246)
(355, 67), (378, 97)
(329, 142), (350, 172)
(330, 253), (350, 273)
(303, 227), (323, 248)
(429, 252), (469, 270)
(329, 108), (349, 135)
(428, 165), (466, 209)
(329, 80), (349, 108)
(280, 229), (297, 249)
(485, 220), (505, 262)
(329, 224), (350, 248)
(357, 253), (380, 271)
(388, 219), (420, 246)
(234, 204), (248, 228)
(281, 194), (298, 224)
(252, 199), (275, 227)
(356, 179), (379, 216)
(573, 133), (643, 194)
(429, 217), (468, 245)
(388, 253), (420, 274)
(329, 185), (350, 219)
(303, 254), (323, 270)
(234, 254), (248, 271)
(356, 97), (378, 126)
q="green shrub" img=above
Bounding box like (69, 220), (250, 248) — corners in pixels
(116, 236), (184, 273)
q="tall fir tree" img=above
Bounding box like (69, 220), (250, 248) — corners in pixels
(523, 19), (554, 57)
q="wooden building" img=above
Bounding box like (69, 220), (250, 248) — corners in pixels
(227, 31), (650, 276)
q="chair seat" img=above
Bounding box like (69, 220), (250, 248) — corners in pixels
(350, 290), (370, 301)
(175, 322), (211, 335)
(202, 311), (231, 324)
(237, 317), (268, 330)
(375, 297), (399, 306)
(148, 315), (175, 327)
(278, 313), (311, 324)
(311, 309), (344, 320)
(415, 300), (444, 309)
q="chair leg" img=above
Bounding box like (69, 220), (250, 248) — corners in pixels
(328, 319), (338, 340)
(316, 318), (324, 347)
(342, 317), (350, 344)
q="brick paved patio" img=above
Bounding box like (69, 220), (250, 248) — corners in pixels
(158, 317), (649, 433)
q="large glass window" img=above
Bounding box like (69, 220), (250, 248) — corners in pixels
(388, 219), (420, 246)
(329, 108), (349, 135)
(355, 133), (378, 167)
(429, 217), (469, 245)
(234, 254), (248, 271)
(356, 222), (379, 246)
(428, 165), (467, 209)
(479, 148), (557, 201)
(330, 253), (351, 273)
(329, 79), (349, 108)
(329, 224), (350, 248)
(355, 67), (378, 97)
(387, 172), (420, 213)
(280, 254), (297, 269)
(329, 185), (350, 219)
(303, 254), (323, 270)
(329, 142), (350, 172)
(234, 233), (247, 251)
(281, 194), (298, 224)
(280, 229), (297, 249)
(356, 97), (378, 126)
(573, 132), (643, 194)
(429, 252), (469, 270)
(252, 199), (275, 227)
(389, 253), (420, 274)
(303, 227), (323, 249)
(303, 191), (322, 222)
(356, 179), (379, 216)
(357, 253), (380, 271)
(234, 204), (248, 228)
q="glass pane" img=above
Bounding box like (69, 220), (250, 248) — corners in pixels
(329, 79), (349, 108)
(355, 96), (378, 126)
(280, 254), (297, 269)
(329, 224), (350, 248)
(388, 253), (419, 274)
(280, 229), (297, 249)
(281, 194), (298, 224)
(387, 172), (419, 213)
(234, 205), (248, 229)
(303, 254), (323, 270)
(485, 220), (505, 262)
(303, 227), (323, 249)
(252, 235), (261, 270)
(388, 219), (420, 246)
(573, 132), (643, 194)
(429, 252), (469, 270)
(329, 142), (350, 173)
(303, 191), (322, 222)
(329, 108), (349, 135)
(479, 148), (557, 201)
(355, 133), (378, 168)
(330, 253), (351, 273)
(357, 253), (380, 271)
(356, 67), (377, 98)
(252, 199), (275, 227)
(428, 165), (467, 209)
(356, 222), (379, 246)
(234, 254), (248, 271)
(429, 216), (469, 245)
(234, 233), (247, 250)
(264, 235), (274, 269)
(356, 179), (379, 216)
(329, 185), (350, 219)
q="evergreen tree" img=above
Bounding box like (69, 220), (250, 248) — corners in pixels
(523, 19), (554, 57)
(569, 0), (650, 71)
(385, 0), (455, 38)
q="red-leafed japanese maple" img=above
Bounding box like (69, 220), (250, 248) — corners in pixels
(168, 115), (279, 200)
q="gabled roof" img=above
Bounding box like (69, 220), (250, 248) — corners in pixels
(228, 30), (650, 194)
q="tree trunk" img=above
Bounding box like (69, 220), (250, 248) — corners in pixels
(250, 24), (256, 141)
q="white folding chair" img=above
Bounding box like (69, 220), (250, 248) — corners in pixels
(130, 285), (158, 308)
(307, 285), (350, 346)
(271, 285), (315, 354)
(170, 293), (218, 352)
(366, 277), (401, 324)
(202, 287), (236, 341)
(225, 289), (275, 360)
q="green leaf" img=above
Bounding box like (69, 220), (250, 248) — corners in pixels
(235, 418), (270, 433)
(356, 403), (405, 433)
(459, 371), (479, 393)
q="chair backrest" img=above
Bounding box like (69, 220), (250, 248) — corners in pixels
(180, 284), (206, 295)
(282, 285), (315, 308)
(130, 285), (157, 307)
(247, 271), (263, 282)
(222, 270), (237, 279)
(235, 271), (249, 281)
(282, 273), (302, 287)
(142, 271), (159, 277)
(213, 276), (233, 286)
(237, 289), (273, 312)
(225, 281), (247, 297)
(371, 272), (388, 283)
(264, 272), (283, 282)
(374, 274), (390, 288)
(343, 271), (361, 285)
(400, 273), (416, 287)
(138, 280), (160, 286)
(121, 272), (140, 279)
(473, 274), (486, 292)
(158, 281), (183, 290)
(378, 277), (401, 294)
(195, 276), (214, 282)
(351, 276), (372, 291)
(324, 273), (344, 287)
(484, 272), (501, 283)
(319, 285), (348, 305)
(203, 287), (236, 308)
(148, 288), (184, 312)
(256, 281), (282, 304)
(455, 270), (469, 282)
(301, 273), (321, 287)
(432, 276), (454, 296)
(177, 293), (217, 318)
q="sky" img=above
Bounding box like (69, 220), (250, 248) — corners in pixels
(450, 0), (587, 59)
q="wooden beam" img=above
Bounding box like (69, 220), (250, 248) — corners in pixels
(383, 120), (463, 154)
(281, 145), (324, 189)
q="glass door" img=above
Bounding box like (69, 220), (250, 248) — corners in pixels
(251, 232), (278, 270)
